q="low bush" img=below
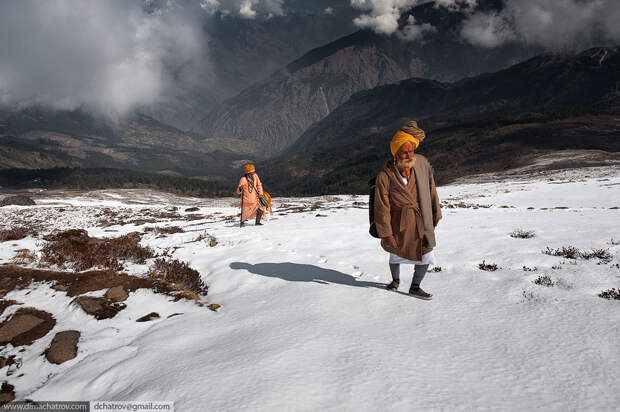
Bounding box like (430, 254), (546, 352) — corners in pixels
(533, 274), (554, 287)
(478, 260), (498, 271)
(0, 227), (36, 242)
(148, 258), (208, 295)
(40, 230), (154, 271)
(510, 229), (536, 239)
(598, 288), (620, 300)
(542, 246), (580, 259)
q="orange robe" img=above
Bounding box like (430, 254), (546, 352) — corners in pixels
(236, 174), (265, 222)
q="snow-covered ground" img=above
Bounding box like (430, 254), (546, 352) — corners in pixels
(1, 164), (619, 411)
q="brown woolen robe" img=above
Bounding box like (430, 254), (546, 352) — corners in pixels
(374, 155), (442, 261)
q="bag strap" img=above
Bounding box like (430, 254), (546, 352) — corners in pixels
(246, 174), (258, 193)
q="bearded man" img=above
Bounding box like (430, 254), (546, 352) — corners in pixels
(374, 121), (442, 300)
(237, 164), (266, 227)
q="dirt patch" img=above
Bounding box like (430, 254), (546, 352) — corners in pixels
(0, 300), (19, 316)
(144, 226), (185, 235)
(0, 307), (55, 347)
(0, 265), (206, 305)
(40, 229), (154, 271)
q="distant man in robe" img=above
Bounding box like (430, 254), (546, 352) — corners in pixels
(374, 121), (442, 299)
(237, 164), (266, 227)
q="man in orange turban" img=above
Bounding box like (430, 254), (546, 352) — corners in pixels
(237, 164), (266, 227)
(373, 121), (442, 300)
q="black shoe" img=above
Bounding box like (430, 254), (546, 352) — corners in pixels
(386, 280), (400, 291)
(255, 222), (263, 226)
(240, 222), (245, 227)
(408, 287), (433, 300)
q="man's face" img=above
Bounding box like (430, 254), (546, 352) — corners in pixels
(396, 141), (415, 168)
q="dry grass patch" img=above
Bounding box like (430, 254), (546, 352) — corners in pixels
(144, 226), (185, 235)
(11, 249), (36, 265)
(40, 229), (154, 271)
(542, 246), (613, 263)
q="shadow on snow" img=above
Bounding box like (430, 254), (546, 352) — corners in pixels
(229, 262), (385, 289)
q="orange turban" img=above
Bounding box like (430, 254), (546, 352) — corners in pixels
(244, 164), (255, 174)
(390, 120), (426, 156)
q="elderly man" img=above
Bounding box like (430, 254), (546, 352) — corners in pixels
(237, 164), (266, 227)
(374, 121), (442, 300)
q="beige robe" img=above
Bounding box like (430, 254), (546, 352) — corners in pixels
(374, 155), (442, 261)
(237, 174), (265, 222)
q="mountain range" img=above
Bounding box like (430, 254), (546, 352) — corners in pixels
(257, 46), (620, 194)
(202, 0), (540, 154)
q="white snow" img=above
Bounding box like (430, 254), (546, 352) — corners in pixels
(1, 165), (619, 411)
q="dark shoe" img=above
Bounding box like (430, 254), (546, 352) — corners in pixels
(408, 287), (433, 300)
(386, 280), (400, 291)
(255, 222), (263, 226)
(240, 222), (245, 227)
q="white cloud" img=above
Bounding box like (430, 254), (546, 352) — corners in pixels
(461, 0), (620, 50)
(325, 7), (334, 15)
(0, 0), (209, 121)
(201, 0), (284, 19)
(397, 15), (436, 41)
(239, 0), (257, 18)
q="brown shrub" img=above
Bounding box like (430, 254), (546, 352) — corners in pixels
(148, 258), (208, 295)
(542, 246), (580, 259)
(0, 227), (35, 242)
(478, 260), (498, 271)
(533, 274), (554, 287)
(580, 248), (612, 263)
(40, 230), (154, 271)
(598, 288), (620, 300)
(509, 229), (536, 239)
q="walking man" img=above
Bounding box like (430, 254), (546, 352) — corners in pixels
(374, 121), (442, 299)
(237, 164), (266, 227)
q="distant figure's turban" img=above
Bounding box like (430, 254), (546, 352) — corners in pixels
(244, 164), (255, 174)
(390, 120), (426, 156)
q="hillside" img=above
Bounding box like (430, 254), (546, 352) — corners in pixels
(258, 47), (620, 194)
(0, 108), (258, 182)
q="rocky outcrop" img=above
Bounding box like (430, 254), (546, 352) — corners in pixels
(105, 286), (129, 302)
(136, 312), (160, 322)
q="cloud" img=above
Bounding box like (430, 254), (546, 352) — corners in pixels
(324, 7), (334, 15)
(462, 0), (620, 50)
(200, 0), (284, 19)
(397, 15), (436, 41)
(0, 0), (209, 121)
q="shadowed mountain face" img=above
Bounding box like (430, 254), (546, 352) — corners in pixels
(202, 0), (540, 155)
(257, 47), (620, 195)
(0, 108), (257, 182)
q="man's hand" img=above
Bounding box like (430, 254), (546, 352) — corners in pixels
(383, 235), (397, 249)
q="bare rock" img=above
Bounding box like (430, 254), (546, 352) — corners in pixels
(45, 330), (80, 364)
(136, 312), (160, 322)
(52, 284), (69, 292)
(209, 239), (218, 247)
(0, 308), (56, 346)
(104, 286), (129, 302)
(0, 195), (35, 207)
(207, 304), (221, 312)
(0, 315), (43, 343)
(0, 382), (15, 405)
(167, 313), (183, 318)
(185, 207), (199, 212)
(73, 296), (125, 320)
